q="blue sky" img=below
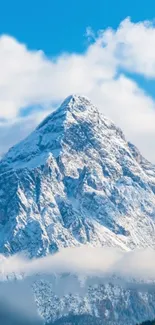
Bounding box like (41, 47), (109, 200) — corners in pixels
(0, 0), (155, 99)
(0, 0), (155, 55)
(1, 1), (155, 161)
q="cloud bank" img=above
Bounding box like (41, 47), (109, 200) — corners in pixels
(1, 246), (155, 281)
(1, 18), (155, 161)
(1, 246), (155, 322)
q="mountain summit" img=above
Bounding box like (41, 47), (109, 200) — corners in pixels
(0, 95), (155, 257)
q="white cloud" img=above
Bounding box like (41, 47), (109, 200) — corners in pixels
(89, 75), (155, 160)
(102, 18), (155, 77)
(1, 18), (155, 161)
(1, 246), (155, 282)
(0, 33), (115, 120)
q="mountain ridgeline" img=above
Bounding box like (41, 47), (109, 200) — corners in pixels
(0, 95), (155, 324)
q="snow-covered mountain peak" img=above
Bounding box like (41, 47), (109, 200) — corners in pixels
(60, 94), (93, 110)
(37, 94), (100, 132)
(1, 95), (155, 324)
(1, 94), (155, 258)
(59, 94), (97, 114)
(0, 94), (122, 172)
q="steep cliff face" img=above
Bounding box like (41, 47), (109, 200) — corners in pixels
(1, 95), (155, 324)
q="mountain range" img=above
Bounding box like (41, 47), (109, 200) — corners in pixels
(1, 95), (155, 324)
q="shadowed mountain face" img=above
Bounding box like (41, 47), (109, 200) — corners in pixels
(49, 316), (155, 325)
(49, 314), (103, 325)
(138, 321), (155, 325)
(1, 95), (155, 324)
